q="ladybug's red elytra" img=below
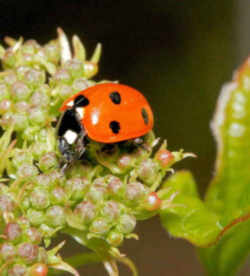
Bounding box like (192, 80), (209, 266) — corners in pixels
(57, 83), (154, 163)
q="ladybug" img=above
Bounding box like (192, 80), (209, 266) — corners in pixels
(57, 83), (154, 164)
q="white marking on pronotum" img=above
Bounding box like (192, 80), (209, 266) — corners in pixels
(67, 100), (74, 107)
(76, 107), (85, 119)
(64, 130), (78, 144)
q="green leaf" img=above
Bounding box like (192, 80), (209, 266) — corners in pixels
(159, 171), (222, 247)
(199, 58), (250, 275)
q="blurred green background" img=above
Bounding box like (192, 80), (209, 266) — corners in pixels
(1, 0), (250, 275)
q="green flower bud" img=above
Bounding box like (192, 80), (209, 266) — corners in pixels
(14, 101), (30, 113)
(0, 194), (14, 212)
(28, 108), (47, 125)
(65, 177), (89, 201)
(13, 113), (29, 131)
(83, 62), (98, 79)
(46, 206), (66, 227)
(117, 154), (132, 169)
(74, 201), (96, 223)
(4, 71), (17, 85)
(89, 218), (110, 235)
(24, 69), (45, 87)
(5, 222), (22, 242)
(22, 40), (40, 55)
(107, 231), (124, 247)
(118, 214), (136, 234)
(16, 65), (31, 79)
(30, 91), (49, 108)
(25, 227), (42, 244)
(50, 187), (67, 205)
(107, 175), (123, 196)
(0, 99), (12, 114)
(12, 150), (33, 168)
(3, 49), (16, 68)
(8, 264), (27, 276)
(11, 81), (31, 101)
(125, 181), (147, 201)
(0, 242), (16, 259)
(72, 78), (89, 91)
(64, 59), (84, 78)
(38, 152), (58, 172)
(137, 159), (159, 185)
(0, 83), (10, 100)
(18, 242), (39, 263)
(53, 69), (71, 84)
(57, 84), (73, 99)
(35, 174), (51, 188)
(102, 201), (119, 221)
(30, 189), (50, 210)
(27, 210), (45, 226)
(17, 164), (39, 178)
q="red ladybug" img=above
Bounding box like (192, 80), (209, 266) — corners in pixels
(57, 83), (154, 163)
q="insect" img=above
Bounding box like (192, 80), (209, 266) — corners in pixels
(57, 83), (154, 164)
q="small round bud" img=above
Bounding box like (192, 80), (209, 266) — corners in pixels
(51, 187), (67, 204)
(64, 59), (84, 77)
(26, 227), (42, 244)
(0, 194), (14, 212)
(30, 189), (49, 210)
(117, 154), (132, 169)
(102, 201), (119, 221)
(28, 108), (47, 125)
(72, 78), (89, 91)
(27, 210), (45, 226)
(35, 174), (51, 188)
(18, 242), (39, 263)
(4, 71), (17, 84)
(125, 181), (147, 201)
(0, 99), (12, 114)
(13, 113), (29, 131)
(0, 83), (9, 100)
(58, 85), (73, 99)
(54, 69), (71, 83)
(8, 264), (27, 276)
(11, 81), (31, 101)
(155, 149), (174, 168)
(46, 206), (66, 227)
(15, 101), (30, 112)
(74, 201), (96, 223)
(107, 231), (124, 247)
(30, 92), (49, 108)
(107, 176), (123, 195)
(0, 242), (16, 259)
(66, 178), (89, 201)
(144, 192), (162, 211)
(38, 152), (58, 172)
(17, 164), (39, 178)
(44, 41), (60, 63)
(89, 218), (110, 235)
(137, 160), (159, 184)
(24, 69), (45, 86)
(118, 214), (136, 234)
(29, 263), (48, 276)
(5, 222), (22, 241)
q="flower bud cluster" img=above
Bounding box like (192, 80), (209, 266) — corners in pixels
(0, 30), (189, 275)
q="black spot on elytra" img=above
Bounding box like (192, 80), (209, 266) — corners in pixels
(109, 120), (120, 134)
(109, 91), (121, 104)
(74, 95), (89, 107)
(141, 108), (149, 125)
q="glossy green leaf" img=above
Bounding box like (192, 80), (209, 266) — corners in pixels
(159, 171), (222, 247)
(199, 58), (250, 275)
